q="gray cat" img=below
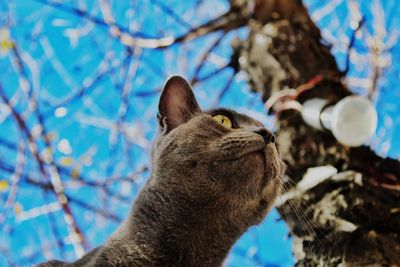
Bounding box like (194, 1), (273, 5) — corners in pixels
(39, 76), (285, 267)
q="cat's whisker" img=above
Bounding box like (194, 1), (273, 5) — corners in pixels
(281, 175), (334, 240)
(276, 176), (331, 254)
(283, 198), (326, 253)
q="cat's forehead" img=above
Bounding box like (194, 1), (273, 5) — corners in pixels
(206, 108), (264, 128)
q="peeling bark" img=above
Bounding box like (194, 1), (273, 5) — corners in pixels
(235, 0), (400, 266)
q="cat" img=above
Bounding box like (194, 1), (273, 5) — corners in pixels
(38, 76), (285, 267)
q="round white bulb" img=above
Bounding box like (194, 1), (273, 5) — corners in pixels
(329, 96), (377, 147)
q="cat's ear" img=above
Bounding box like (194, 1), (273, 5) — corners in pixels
(158, 76), (201, 133)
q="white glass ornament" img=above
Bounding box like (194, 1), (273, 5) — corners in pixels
(301, 96), (378, 147)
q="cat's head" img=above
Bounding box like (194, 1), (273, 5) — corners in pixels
(152, 76), (284, 226)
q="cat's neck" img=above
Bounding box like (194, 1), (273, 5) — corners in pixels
(124, 175), (245, 266)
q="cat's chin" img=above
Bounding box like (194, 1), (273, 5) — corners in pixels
(252, 150), (265, 162)
(260, 146), (284, 195)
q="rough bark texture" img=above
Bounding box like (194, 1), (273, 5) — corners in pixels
(235, 0), (400, 266)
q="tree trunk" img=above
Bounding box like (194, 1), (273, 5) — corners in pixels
(235, 0), (400, 266)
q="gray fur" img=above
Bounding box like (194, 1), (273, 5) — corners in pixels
(38, 76), (285, 267)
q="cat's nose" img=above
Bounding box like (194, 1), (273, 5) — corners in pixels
(253, 127), (275, 144)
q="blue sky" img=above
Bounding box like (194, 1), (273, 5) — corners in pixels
(0, 1), (399, 266)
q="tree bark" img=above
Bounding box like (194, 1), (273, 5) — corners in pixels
(235, 0), (400, 266)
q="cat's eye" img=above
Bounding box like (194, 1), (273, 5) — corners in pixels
(212, 114), (232, 128)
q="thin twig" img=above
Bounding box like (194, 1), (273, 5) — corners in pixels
(343, 16), (365, 74)
(0, 83), (87, 256)
(36, 0), (248, 49)
(0, 138), (25, 230)
(191, 35), (225, 85)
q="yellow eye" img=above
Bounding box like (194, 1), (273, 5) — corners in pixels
(212, 114), (232, 128)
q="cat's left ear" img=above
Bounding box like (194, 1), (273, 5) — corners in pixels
(158, 76), (201, 133)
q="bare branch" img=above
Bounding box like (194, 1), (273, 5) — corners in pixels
(36, 0), (248, 49)
(0, 137), (25, 229)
